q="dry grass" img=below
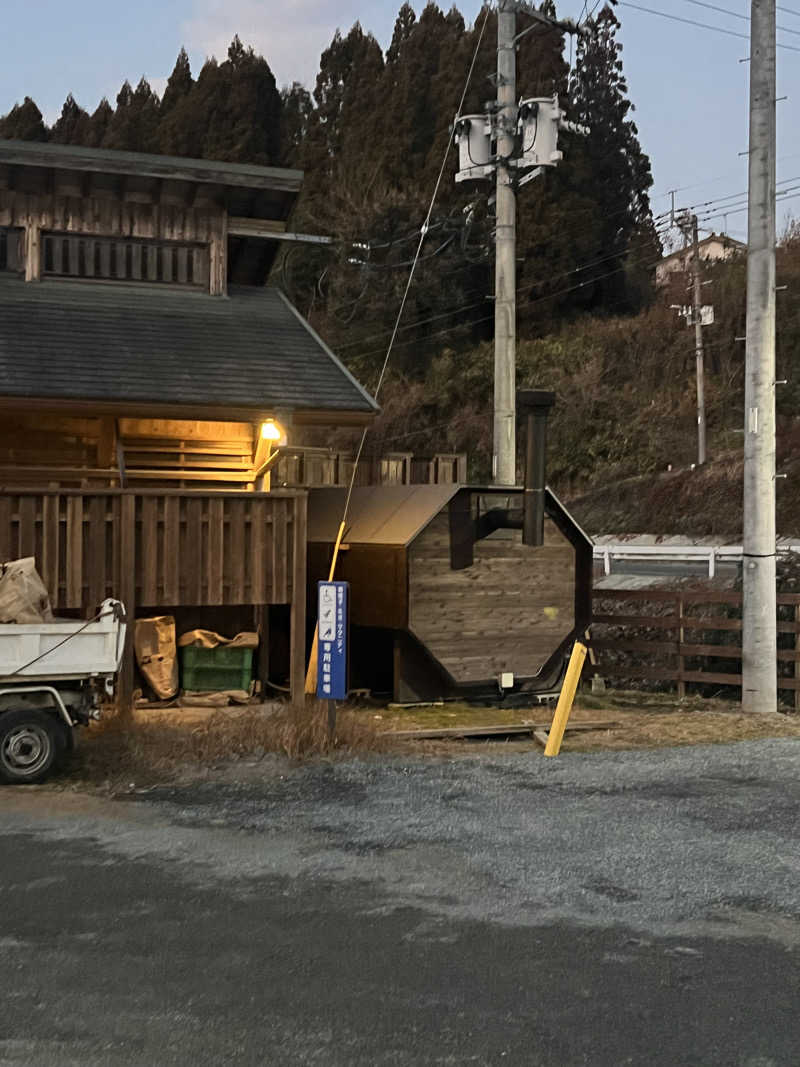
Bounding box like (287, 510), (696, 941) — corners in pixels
(62, 691), (800, 790)
(375, 691), (800, 755)
(67, 701), (390, 788)
(559, 706), (800, 754)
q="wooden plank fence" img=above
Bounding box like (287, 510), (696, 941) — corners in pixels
(0, 489), (308, 706)
(590, 588), (800, 706)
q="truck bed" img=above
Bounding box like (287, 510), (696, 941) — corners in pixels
(0, 600), (125, 682)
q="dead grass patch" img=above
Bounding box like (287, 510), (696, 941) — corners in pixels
(67, 702), (391, 788)
(62, 691), (800, 789)
(376, 691), (800, 755)
(561, 707), (800, 753)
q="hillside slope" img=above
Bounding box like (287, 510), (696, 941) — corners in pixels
(567, 433), (800, 537)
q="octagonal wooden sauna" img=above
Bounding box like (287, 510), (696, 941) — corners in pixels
(307, 484), (592, 703)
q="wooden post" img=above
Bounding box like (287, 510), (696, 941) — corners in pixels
(255, 604), (270, 697)
(544, 641), (588, 757)
(677, 593), (686, 701)
(209, 210), (228, 295)
(24, 219), (41, 281)
(117, 494), (137, 718)
(289, 493), (308, 707)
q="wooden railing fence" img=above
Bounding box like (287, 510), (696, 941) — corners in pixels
(590, 588), (800, 707)
(274, 449), (468, 489)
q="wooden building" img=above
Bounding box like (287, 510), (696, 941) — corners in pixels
(307, 485), (593, 702)
(0, 137), (378, 704)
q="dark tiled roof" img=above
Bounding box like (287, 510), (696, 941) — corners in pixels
(0, 278), (377, 416)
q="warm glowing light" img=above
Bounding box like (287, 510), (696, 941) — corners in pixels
(260, 419), (282, 442)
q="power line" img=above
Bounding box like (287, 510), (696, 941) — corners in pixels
(340, 0), (493, 519)
(698, 185), (800, 225)
(649, 153), (800, 211)
(335, 174), (800, 358)
(681, 0), (800, 37)
(351, 245), (671, 363)
(676, 174), (800, 215)
(337, 222), (674, 354)
(334, 196), (674, 347)
(618, 1), (800, 50)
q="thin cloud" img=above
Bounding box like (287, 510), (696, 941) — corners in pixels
(182, 0), (360, 88)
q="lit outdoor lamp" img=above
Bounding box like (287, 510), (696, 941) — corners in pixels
(260, 418), (285, 444)
(254, 418), (287, 490)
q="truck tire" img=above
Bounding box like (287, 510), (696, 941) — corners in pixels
(0, 710), (60, 785)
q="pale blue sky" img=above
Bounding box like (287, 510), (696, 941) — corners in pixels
(3, 1), (800, 240)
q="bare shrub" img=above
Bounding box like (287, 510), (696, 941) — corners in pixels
(68, 702), (391, 787)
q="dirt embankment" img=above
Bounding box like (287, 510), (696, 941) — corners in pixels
(568, 431), (800, 538)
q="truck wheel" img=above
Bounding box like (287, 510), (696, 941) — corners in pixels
(0, 710), (60, 785)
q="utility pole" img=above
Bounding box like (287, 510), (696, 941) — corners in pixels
(691, 215), (707, 466)
(742, 0), (777, 714)
(454, 5), (586, 486)
(494, 0), (517, 486)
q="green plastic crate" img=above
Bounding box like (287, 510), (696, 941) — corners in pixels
(180, 645), (254, 693)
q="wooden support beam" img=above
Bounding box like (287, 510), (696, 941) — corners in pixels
(119, 418), (254, 441)
(117, 494), (137, 718)
(290, 493), (308, 708)
(227, 216), (287, 237)
(210, 211), (227, 295)
(97, 418), (116, 468)
(24, 218), (40, 281)
(255, 605), (270, 693)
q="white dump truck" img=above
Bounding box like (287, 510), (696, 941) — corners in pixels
(0, 599), (126, 784)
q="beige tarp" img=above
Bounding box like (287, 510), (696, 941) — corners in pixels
(177, 629), (259, 650)
(0, 557), (54, 624)
(135, 616), (179, 700)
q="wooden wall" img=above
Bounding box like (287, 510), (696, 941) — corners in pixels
(0, 488), (308, 704)
(0, 187), (227, 292)
(408, 503), (577, 685)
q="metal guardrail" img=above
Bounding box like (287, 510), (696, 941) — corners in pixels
(594, 543), (800, 578)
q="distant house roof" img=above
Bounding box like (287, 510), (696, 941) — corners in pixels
(308, 486), (461, 545)
(659, 232), (747, 269)
(0, 277), (377, 423)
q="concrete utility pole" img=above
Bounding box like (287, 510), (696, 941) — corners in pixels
(691, 215), (707, 466)
(742, 0), (777, 714)
(494, 0), (518, 486)
(454, 4), (585, 484)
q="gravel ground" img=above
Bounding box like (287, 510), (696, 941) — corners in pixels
(2, 739), (800, 1065)
(125, 738), (800, 940)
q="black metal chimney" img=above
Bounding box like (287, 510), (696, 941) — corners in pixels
(517, 389), (555, 547)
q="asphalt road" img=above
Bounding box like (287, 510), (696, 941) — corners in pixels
(2, 740), (800, 1066)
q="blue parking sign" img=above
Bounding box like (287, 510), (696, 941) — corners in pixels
(317, 581), (348, 700)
